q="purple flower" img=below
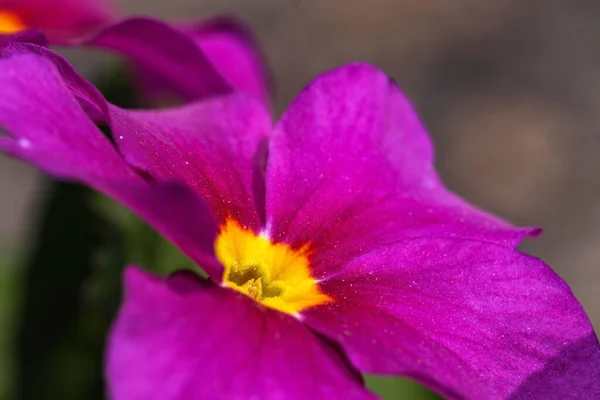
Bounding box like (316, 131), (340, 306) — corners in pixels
(88, 16), (270, 104)
(0, 1), (269, 103)
(0, 0), (116, 43)
(0, 41), (598, 399)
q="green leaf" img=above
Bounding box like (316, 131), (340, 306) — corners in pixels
(364, 375), (440, 400)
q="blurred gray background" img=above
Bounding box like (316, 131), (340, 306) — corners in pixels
(1, 0), (599, 333)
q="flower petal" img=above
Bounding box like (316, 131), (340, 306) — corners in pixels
(302, 239), (600, 399)
(0, 29), (47, 47)
(107, 266), (376, 400)
(1, 0), (116, 43)
(88, 17), (269, 103)
(106, 96), (270, 230)
(0, 47), (130, 181)
(183, 17), (271, 104)
(0, 45), (224, 277)
(266, 63), (537, 279)
(4, 41), (270, 229)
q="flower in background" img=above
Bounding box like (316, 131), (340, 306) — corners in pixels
(0, 41), (598, 399)
(0, 1), (269, 103)
(0, 0), (116, 43)
(89, 17), (270, 105)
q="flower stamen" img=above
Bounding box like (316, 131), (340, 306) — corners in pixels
(216, 218), (332, 316)
(241, 277), (262, 300)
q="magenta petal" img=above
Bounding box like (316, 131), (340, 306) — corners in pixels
(106, 96), (270, 230)
(115, 183), (221, 276)
(0, 29), (47, 47)
(184, 17), (271, 104)
(0, 49), (131, 181)
(88, 17), (269, 102)
(4, 41), (269, 230)
(302, 239), (600, 399)
(1, 0), (116, 43)
(107, 266), (376, 400)
(266, 63), (536, 278)
(0, 47), (224, 277)
(510, 334), (600, 399)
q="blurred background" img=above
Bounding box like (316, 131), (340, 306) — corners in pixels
(1, 0), (600, 399)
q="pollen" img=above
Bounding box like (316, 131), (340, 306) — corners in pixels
(0, 11), (26, 34)
(215, 219), (332, 317)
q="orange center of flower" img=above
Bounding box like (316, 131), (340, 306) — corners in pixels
(215, 219), (332, 317)
(0, 11), (26, 34)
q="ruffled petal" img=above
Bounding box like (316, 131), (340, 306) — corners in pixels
(266, 63), (537, 279)
(0, 0), (116, 43)
(302, 239), (600, 399)
(107, 266), (376, 400)
(88, 17), (269, 103)
(0, 44), (236, 277)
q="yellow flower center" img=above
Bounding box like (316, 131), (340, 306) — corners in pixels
(0, 11), (26, 34)
(215, 219), (332, 317)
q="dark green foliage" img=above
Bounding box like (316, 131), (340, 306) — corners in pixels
(15, 181), (125, 400)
